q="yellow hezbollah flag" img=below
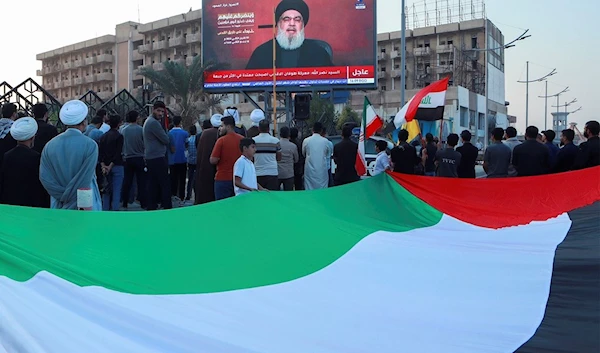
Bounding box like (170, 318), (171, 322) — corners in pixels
(402, 119), (421, 142)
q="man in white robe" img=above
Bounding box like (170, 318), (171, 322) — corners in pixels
(40, 100), (102, 210)
(302, 122), (332, 190)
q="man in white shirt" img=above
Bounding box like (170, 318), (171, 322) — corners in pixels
(252, 120), (282, 190)
(302, 122), (332, 190)
(372, 140), (390, 176)
(234, 138), (265, 195)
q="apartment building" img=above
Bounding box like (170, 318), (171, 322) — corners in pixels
(36, 34), (121, 102)
(36, 10), (203, 104)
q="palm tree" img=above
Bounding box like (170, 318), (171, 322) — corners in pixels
(139, 56), (228, 127)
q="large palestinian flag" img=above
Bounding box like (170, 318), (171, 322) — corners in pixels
(1, 167), (599, 352)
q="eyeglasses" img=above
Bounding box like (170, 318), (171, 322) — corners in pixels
(280, 16), (303, 23)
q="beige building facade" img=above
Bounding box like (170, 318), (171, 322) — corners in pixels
(36, 10), (203, 104)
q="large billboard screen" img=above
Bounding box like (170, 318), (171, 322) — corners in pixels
(201, 0), (376, 91)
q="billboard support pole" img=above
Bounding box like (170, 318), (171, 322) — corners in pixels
(272, 7), (278, 136)
(400, 0), (406, 107)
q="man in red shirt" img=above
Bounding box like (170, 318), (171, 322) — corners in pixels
(210, 116), (244, 200)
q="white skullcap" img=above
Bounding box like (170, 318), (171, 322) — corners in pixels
(210, 114), (223, 128)
(10, 117), (38, 141)
(250, 109), (266, 126)
(224, 108), (240, 124)
(59, 100), (88, 126)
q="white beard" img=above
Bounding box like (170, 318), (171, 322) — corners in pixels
(276, 28), (305, 50)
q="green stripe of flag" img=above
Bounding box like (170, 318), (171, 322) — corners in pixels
(0, 174), (442, 295)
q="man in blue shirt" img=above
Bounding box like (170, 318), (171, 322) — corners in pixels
(168, 116), (189, 202)
(542, 130), (560, 169)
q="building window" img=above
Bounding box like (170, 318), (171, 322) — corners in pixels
(471, 37), (478, 49)
(381, 67), (386, 72)
(381, 86), (387, 91)
(447, 39), (453, 46)
(380, 48), (386, 53)
(394, 64), (400, 69)
(424, 40), (430, 48)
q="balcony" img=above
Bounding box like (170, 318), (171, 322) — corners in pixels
(391, 70), (405, 78)
(152, 63), (164, 71)
(84, 75), (96, 83)
(437, 65), (453, 73)
(62, 79), (73, 87)
(413, 47), (431, 56)
(169, 36), (186, 47)
(55, 81), (64, 89)
(96, 72), (115, 81)
(74, 77), (84, 85)
(377, 72), (388, 80)
(132, 49), (143, 61)
(186, 56), (197, 66)
(36, 69), (42, 76)
(74, 59), (84, 67)
(138, 44), (151, 54)
(97, 92), (113, 100)
(187, 33), (201, 43)
(437, 45), (454, 54)
(85, 57), (97, 65)
(377, 52), (387, 61)
(153, 40), (167, 50)
(390, 50), (400, 59)
(173, 58), (185, 66)
(96, 54), (114, 63)
(63, 62), (72, 70)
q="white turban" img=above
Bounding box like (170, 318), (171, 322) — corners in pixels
(210, 114), (223, 128)
(10, 117), (38, 141)
(250, 109), (265, 126)
(224, 108), (240, 124)
(59, 100), (88, 126)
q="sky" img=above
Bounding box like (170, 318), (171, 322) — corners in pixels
(0, 0), (597, 133)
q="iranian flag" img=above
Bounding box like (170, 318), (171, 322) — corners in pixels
(1, 167), (599, 352)
(356, 96), (383, 176)
(394, 76), (450, 128)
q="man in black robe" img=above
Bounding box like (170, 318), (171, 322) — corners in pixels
(246, 0), (333, 69)
(0, 117), (50, 207)
(194, 114), (221, 204)
(32, 103), (58, 154)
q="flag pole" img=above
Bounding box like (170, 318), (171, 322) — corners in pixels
(272, 8), (277, 136)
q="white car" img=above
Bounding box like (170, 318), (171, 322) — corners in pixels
(327, 135), (395, 177)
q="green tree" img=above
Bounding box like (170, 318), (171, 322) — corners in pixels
(336, 105), (360, 130)
(308, 93), (336, 131)
(139, 56), (228, 127)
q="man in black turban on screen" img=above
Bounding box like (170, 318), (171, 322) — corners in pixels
(246, 0), (334, 69)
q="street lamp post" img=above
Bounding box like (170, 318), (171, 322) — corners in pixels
(517, 62), (556, 128)
(467, 28), (530, 150)
(539, 85), (568, 132)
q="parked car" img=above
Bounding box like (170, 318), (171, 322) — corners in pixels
(327, 135), (395, 177)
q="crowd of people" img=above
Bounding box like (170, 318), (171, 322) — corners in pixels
(371, 122), (600, 179)
(0, 98), (598, 211)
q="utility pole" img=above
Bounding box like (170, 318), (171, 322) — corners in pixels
(539, 85), (568, 132)
(518, 63), (556, 128)
(525, 61), (529, 127)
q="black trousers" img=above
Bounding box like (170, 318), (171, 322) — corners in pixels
(170, 163), (187, 200)
(122, 157), (147, 208)
(279, 177), (295, 191)
(186, 164), (197, 200)
(293, 168), (304, 190)
(258, 175), (279, 191)
(146, 157), (172, 210)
